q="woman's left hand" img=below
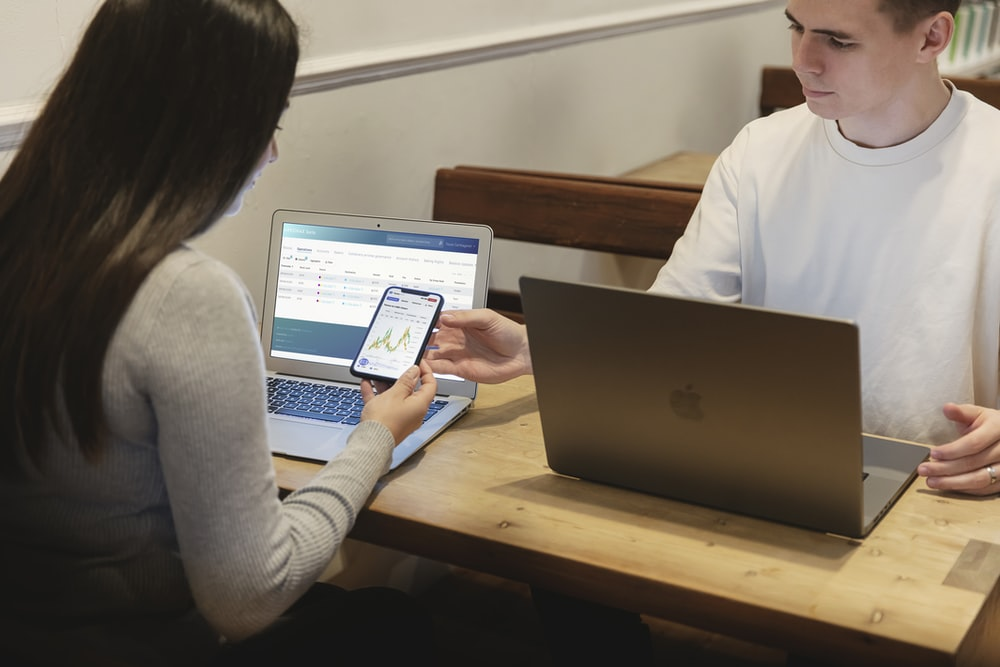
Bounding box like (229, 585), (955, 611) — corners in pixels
(359, 361), (437, 445)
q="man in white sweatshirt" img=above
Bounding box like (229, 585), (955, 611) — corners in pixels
(653, 0), (1000, 456)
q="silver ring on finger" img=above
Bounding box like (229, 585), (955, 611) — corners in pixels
(986, 464), (997, 485)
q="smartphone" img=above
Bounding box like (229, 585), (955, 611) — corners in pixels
(350, 286), (445, 383)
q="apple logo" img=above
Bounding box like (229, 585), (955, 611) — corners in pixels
(670, 384), (704, 421)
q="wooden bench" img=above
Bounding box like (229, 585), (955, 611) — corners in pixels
(433, 165), (701, 321)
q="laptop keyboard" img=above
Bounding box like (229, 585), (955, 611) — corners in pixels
(266, 376), (447, 425)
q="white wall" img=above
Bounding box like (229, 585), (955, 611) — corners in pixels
(224, 9), (789, 306)
(0, 0), (791, 309)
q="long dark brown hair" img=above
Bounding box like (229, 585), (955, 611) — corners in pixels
(0, 0), (299, 475)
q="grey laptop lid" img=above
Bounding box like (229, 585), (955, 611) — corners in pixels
(260, 209), (492, 468)
(520, 277), (927, 538)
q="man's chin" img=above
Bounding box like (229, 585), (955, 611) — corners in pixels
(804, 98), (839, 120)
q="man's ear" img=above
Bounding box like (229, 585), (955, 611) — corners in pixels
(916, 11), (955, 64)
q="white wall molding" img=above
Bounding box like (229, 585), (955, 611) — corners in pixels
(292, 0), (782, 95)
(0, 102), (42, 154)
(1, 0), (782, 152)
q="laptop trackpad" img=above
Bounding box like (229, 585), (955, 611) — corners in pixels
(268, 417), (349, 462)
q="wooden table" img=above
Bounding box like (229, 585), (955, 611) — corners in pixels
(274, 377), (1000, 666)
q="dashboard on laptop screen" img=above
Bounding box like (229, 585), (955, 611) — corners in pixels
(269, 222), (480, 368)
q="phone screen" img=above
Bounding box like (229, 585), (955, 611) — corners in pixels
(350, 286), (444, 382)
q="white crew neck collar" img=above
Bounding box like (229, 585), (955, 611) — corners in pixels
(823, 81), (968, 166)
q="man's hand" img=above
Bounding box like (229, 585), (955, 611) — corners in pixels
(424, 309), (532, 384)
(918, 403), (1000, 496)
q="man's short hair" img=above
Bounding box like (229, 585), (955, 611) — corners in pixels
(879, 0), (962, 32)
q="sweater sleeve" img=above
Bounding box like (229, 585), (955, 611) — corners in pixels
(139, 255), (395, 641)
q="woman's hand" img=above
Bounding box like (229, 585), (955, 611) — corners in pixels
(359, 361), (437, 445)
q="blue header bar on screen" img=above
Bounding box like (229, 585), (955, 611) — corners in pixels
(282, 222), (479, 254)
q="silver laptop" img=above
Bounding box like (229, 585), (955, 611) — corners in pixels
(520, 277), (928, 538)
(260, 209), (492, 469)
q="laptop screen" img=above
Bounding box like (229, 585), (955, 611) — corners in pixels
(261, 210), (492, 399)
(270, 223), (481, 365)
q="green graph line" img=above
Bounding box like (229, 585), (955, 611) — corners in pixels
(368, 326), (411, 352)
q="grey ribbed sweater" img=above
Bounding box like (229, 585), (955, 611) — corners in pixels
(1, 246), (396, 663)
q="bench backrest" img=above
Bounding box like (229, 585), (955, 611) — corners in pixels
(433, 166), (701, 319)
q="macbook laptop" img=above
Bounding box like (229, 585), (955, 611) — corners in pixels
(519, 277), (929, 538)
(260, 209), (492, 469)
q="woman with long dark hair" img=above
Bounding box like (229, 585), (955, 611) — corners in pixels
(0, 2), (437, 664)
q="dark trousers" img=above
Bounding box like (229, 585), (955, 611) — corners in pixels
(3, 583), (436, 667)
(216, 583), (437, 666)
(530, 586), (654, 666)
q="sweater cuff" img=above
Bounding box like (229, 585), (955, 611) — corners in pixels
(345, 420), (396, 477)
